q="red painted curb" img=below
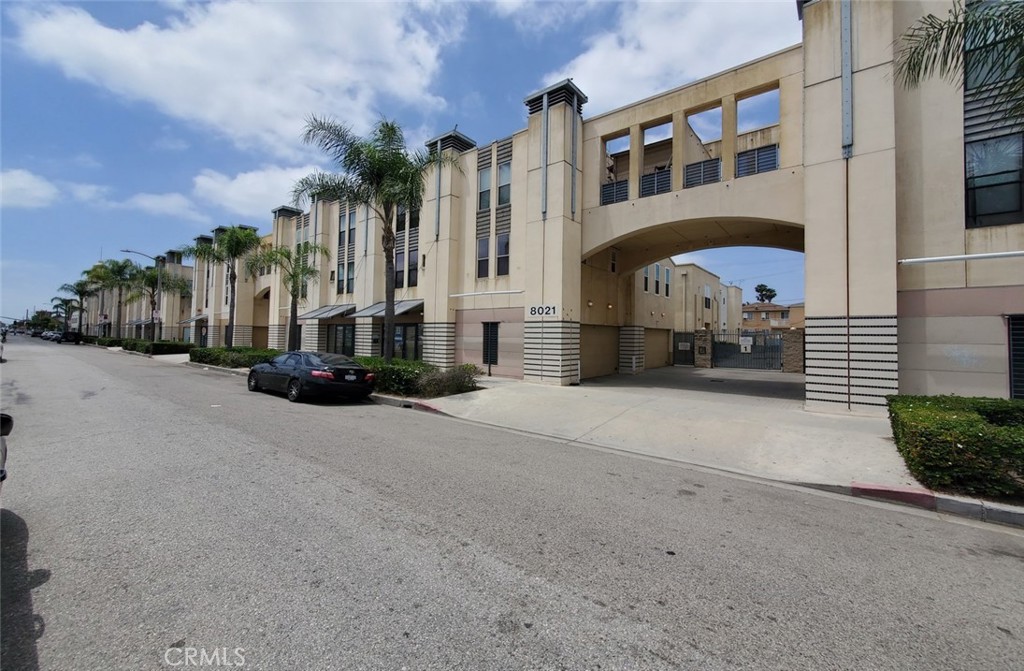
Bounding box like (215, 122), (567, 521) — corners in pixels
(850, 482), (936, 510)
(412, 401), (445, 415)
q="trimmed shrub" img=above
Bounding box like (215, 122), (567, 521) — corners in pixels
(189, 347), (280, 368)
(96, 337), (124, 347)
(417, 364), (482, 398)
(354, 357), (435, 396)
(80, 335), (98, 344)
(887, 395), (1024, 498)
(149, 341), (195, 355)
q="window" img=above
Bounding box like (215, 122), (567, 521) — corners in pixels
(705, 297), (712, 309)
(966, 134), (1023, 228)
(348, 209), (356, 244)
(610, 249), (617, 273)
(482, 322), (499, 366)
(781, 310), (790, 319)
(327, 324), (355, 357)
(477, 237), (489, 278)
(395, 251), (405, 288)
(396, 205), (406, 233)
(743, 312), (752, 319)
(761, 312), (769, 320)
(478, 167), (491, 211)
(497, 162), (511, 206)
(643, 266), (649, 292)
(664, 267), (670, 297)
(496, 232), (509, 276)
(410, 208), (419, 232)
(654, 263), (661, 295)
(339, 212), (346, 247)
(336, 260), (344, 293)
(408, 249), (418, 287)
(346, 262), (354, 294)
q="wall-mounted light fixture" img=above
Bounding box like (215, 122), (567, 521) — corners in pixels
(587, 300), (594, 307)
(607, 303), (613, 310)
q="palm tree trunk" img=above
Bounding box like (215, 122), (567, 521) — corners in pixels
(116, 288), (123, 339)
(289, 288), (299, 351)
(77, 302), (84, 334)
(227, 264), (237, 348)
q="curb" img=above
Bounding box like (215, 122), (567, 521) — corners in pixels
(795, 481), (1024, 529)
(183, 361), (248, 377)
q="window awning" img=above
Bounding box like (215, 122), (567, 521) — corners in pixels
(178, 314), (208, 325)
(297, 303), (356, 320)
(127, 318), (153, 326)
(350, 299), (424, 319)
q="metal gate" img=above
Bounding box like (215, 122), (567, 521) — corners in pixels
(712, 331), (783, 370)
(673, 332), (695, 365)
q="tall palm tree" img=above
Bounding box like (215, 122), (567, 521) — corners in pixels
(293, 117), (459, 362)
(895, 0), (1024, 119)
(58, 279), (94, 334)
(245, 241), (330, 351)
(181, 226), (263, 347)
(126, 266), (192, 342)
(88, 259), (140, 339)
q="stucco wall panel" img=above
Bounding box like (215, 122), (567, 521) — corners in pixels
(644, 328), (672, 369)
(580, 325), (618, 379)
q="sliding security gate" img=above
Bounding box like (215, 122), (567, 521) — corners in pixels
(673, 332), (696, 365)
(712, 331), (783, 370)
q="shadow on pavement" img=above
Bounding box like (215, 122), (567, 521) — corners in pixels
(1, 508), (49, 671)
(583, 367), (806, 402)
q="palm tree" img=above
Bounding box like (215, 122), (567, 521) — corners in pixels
(293, 117), (459, 362)
(245, 241), (330, 351)
(895, 0), (1024, 119)
(180, 226), (263, 347)
(50, 297), (76, 332)
(87, 259), (140, 339)
(58, 279), (94, 335)
(126, 266), (192, 342)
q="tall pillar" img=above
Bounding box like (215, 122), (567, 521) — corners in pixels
(721, 94), (737, 181)
(618, 325), (645, 374)
(522, 80), (588, 385)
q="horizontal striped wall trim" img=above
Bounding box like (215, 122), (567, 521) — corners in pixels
(423, 322), (456, 368)
(523, 321), (580, 379)
(805, 315), (897, 409)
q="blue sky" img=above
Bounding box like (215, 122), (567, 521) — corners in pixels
(0, 0), (805, 322)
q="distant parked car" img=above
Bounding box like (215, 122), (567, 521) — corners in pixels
(30, 329), (43, 338)
(59, 331), (82, 344)
(247, 351), (375, 403)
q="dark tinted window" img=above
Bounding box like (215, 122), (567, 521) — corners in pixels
(271, 354), (291, 365)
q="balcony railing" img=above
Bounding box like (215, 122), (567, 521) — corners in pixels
(684, 158), (721, 188)
(640, 169), (671, 197)
(600, 179), (629, 205)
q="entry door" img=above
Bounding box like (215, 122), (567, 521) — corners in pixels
(673, 332), (695, 365)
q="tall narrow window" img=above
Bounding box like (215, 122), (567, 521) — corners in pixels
(408, 249), (418, 287)
(654, 263), (661, 295)
(395, 251), (405, 288)
(410, 208), (420, 232)
(610, 249), (617, 273)
(337, 259), (344, 293)
(478, 167), (492, 211)
(346, 261), (354, 294)
(496, 232), (510, 276)
(497, 162), (511, 206)
(664, 267), (671, 297)
(339, 212), (347, 247)
(397, 205), (407, 233)
(483, 322), (499, 366)
(643, 265), (649, 292)
(477, 237), (489, 278)
(348, 209), (356, 245)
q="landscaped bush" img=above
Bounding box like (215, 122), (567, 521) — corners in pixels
(96, 337), (124, 347)
(416, 364), (482, 398)
(148, 341), (195, 355)
(189, 346), (280, 368)
(887, 395), (1024, 498)
(354, 356), (436, 396)
(81, 335), (98, 344)
(121, 339), (145, 352)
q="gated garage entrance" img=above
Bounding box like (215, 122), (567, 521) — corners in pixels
(713, 331), (782, 370)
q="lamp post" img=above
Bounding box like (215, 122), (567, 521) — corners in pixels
(121, 249), (163, 341)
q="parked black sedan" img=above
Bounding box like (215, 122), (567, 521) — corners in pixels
(247, 351), (375, 402)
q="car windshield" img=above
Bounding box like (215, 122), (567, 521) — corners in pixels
(310, 353), (357, 366)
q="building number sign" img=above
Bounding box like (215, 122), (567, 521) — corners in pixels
(528, 305), (558, 317)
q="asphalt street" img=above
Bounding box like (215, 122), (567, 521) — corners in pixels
(2, 338), (1023, 670)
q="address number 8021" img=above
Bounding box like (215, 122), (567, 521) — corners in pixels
(528, 305), (557, 317)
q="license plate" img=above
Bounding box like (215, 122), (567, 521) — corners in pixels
(344, 374), (357, 381)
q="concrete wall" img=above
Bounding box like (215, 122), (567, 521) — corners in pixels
(580, 324), (618, 379)
(644, 328), (672, 369)
(455, 307), (524, 378)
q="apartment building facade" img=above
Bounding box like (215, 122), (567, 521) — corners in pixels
(160, 0), (1020, 410)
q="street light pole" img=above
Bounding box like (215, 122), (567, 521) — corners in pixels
(121, 249), (162, 342)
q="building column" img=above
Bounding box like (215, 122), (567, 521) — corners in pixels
(618, 325), (645, 374)
(354, 320), (376, 357)
(422, 322), (456, 369)
(721, 94), (737, 181)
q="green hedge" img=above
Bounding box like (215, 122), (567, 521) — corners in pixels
(96, 337), (124, 347)
(416, 364), (482, 398)
(190, 347), (280, 368)
(81, 335), (98, 344)
(354, 356), (436, 396)
(887, 395), (1024, 498)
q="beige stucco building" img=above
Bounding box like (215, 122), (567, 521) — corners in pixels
(167, 0), (1021, 410)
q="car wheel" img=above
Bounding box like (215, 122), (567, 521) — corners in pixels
(286, 378), (302, 403)
(247, 371), (261, 392)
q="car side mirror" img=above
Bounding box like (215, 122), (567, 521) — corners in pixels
(1, 414), (12, 437)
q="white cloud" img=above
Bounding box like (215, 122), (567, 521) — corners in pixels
(489, 0), (603, 34)
(67, 182), (111, 202)
(11, 2), (463, 159)
(111, 192), (210, 224)
(544, 1), (802, 116)
(0, 169), (61, 208)
(192, 165), (319, 221)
